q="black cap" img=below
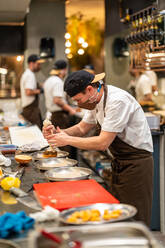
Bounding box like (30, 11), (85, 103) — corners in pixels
(27, 54), (41, 63)
(53, 60), (67, 70)
(64, 70), (95, 97)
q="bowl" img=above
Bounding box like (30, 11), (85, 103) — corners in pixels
(15, 154), (32, 164)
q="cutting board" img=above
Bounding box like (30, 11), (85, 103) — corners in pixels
(33, 179), (119, 210)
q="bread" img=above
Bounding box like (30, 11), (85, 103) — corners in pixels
(15, 154), (32, 164)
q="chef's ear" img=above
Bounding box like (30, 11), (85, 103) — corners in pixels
(86, 85), (93, 93)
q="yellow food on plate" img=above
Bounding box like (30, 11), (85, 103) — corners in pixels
(15, 154), (32, 164)
(1, 177), (21, 191)
(67, 208), (122, 223)
(103, 209), (122, 220)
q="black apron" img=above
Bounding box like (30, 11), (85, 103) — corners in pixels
(51, 111), (77, 157)
(22, 95), (42, 130)
(51, 111), (71, 129)
(98, 86), (153, 226)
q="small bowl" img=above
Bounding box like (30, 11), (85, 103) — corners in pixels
(15, 154), (32, 164)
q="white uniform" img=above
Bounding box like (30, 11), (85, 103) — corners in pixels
(44, 75), (67, 113)
(20, 68), (37, 108)
(135, 74), (152, 102)
(83, 85), (153, 152)
(144, 70), (157, 86)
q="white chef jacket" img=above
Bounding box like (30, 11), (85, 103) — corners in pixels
(83, 85), (153, 152)
(144, 70), (157, 86)
(44, 75), (67, 112)
(20, 68), (37, 108)
(135, 74), (152, 102)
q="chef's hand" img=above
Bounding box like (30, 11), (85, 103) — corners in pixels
(69, 108), (77, 116)
(47, 127), (70, 147)
(42, 125), (56, 139)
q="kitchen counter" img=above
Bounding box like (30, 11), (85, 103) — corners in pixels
(0, 150), (110, 247)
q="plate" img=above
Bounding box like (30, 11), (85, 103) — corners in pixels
(45, 167), (92, 181)
(60, 203), (137, 225)
(36, 157), (78, 170)
(33, 150), (69, 160)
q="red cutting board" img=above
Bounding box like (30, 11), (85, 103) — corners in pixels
(33, 179), (119, 210)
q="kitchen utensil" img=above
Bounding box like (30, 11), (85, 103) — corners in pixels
(30, 222), (163, 248)
(33, 179), (119, 210)
(9, 187), (42, 211)
(36, 157), (77, 170)
(15, 154), (32, 164)
(41, 229), (81, 248)
(45, 167), (92, 181)
(60, 203), (137, 225)
(33, 150), (69, 160)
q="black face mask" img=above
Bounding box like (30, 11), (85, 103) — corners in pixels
(78, 101), (97, 110)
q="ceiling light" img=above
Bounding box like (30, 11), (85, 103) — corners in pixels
(65, 48), (71, 54)
(16, 56), (22, 62)
(65, 40), (71, 47)
(82, 42), (88, 48)
(78, 49), (84, 55)
(78, 37), (84, 44)
(67, 54), (73, 59)
(65, 33), (71, 39)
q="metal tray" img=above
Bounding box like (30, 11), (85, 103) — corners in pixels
(45, 167), (92, 181)
(36, 157), (78, 170)
(0, 239), (20, 248)
(28, 222), (163, 248)
(60, 203), (137, 225)
(33, 150), (69, 160)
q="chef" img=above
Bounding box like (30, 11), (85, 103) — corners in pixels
(135, 70), (158, 103)
(20, 54), (44, 129)
(43, 70), (153, 226)
(44, 59), (76, 128)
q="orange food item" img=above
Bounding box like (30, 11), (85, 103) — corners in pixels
(43, 149), (57, 158)
(67, 208), (122, 223)
(15, 154), (32, 164)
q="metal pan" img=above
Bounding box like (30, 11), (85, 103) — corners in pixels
(60, 203), (137, 225)
(45, 167), (92, 181)
(33, 150), (69, 160)
(36, 157), (78, 170)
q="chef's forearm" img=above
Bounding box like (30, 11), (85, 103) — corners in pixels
(64, 123), (85, 137)
(66, 136), (109, 151)
(64, 121), (94, 137)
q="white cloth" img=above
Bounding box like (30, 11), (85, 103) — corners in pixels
(83, 85), (153, 152)
(135, 74), (152, 101)
(44, 75), (67, 112)
(20, 68), (37, 108)
(144, 70), (157, 86)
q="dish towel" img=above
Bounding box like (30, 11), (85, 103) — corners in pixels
(0, 211), (35, 238)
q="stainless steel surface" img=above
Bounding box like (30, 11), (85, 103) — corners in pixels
(45, 167), (92, 181)
(9, 187), (42, 211)
(60, 203), (137, 225)
(0, 239), (20, 248)
(28, 222), (164, 248)
(36, 157), (78, 170)
(33, 150), (69, 160)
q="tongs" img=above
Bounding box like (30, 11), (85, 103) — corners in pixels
(41, 229), (81, 248)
